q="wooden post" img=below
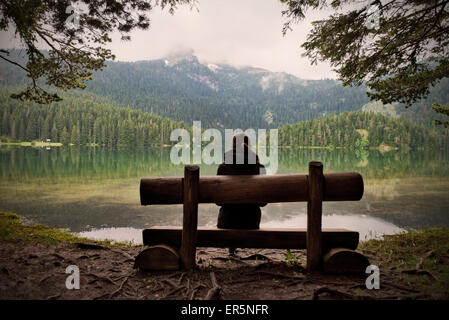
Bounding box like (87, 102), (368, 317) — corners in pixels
(307, 161), (323, 272)
(180, 165), (199, 269)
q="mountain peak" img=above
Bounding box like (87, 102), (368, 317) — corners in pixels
(164, 48), (198, 66)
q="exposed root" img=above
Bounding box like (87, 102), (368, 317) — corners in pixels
(178, 272), (187, 285)
(110, 248), (134, 262)
(239, 254), (272, 261)
(255, 271), (305, 281)
(163, 286), (186, 299)
(401, 268), (438, 280)
(46, 293), (61, 300)
(313, 286), (356, 300)
(109, 271), (136, 299)
(75, 243), (105, 250)
(382, 280), (420, 293)
(39, 274), (54, 284)
(416, 251), (434, 270)
(86, 272), (116, 285)
(161, 279), (179, 289)
(205, 272), (221, 300)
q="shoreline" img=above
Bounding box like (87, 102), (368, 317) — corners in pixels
(0, 210), (448, 300)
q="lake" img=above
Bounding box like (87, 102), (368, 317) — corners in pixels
(1, 146), (448, 244)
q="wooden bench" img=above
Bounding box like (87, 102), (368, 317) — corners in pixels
(136, 161), (369, 273)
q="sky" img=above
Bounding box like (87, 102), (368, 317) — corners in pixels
(0, 0), (337, 80)
(108, 0), (336, 79)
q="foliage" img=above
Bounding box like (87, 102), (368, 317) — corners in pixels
(284, 249), (302, 267)
(0, 0), (194, 103)
(0, 87), (190, 147)
(433, 103), (449, 128)
(281, 0), (449, 123)
(277, 111), (448, 149)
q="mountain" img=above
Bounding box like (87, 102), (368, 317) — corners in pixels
(1, 49), (448, 129)
(0, 50), (369, 128)
(70, 51), (374, 129)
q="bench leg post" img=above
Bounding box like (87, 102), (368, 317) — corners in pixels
(307, 161), (324, 272)
(180, 165), (199, 270)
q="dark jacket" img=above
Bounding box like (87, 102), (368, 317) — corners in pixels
(216, 148), (266, 229)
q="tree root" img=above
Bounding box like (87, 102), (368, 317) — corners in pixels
(107, 271), (136, 299)
(86, 272), (116, 285)
(46, 293), (61, 300)
(239, 254), (272, 261)
(205, 272), (221, 300)
(75, 242), (105, 250)
(110, 248), (134, 262)
(161, 278), (179, 289)
(381, 280), (420, 293)
(178, 272), (187, 285)
(163, 285), (187, 299)
(39, 274), (54, 284)
(416, 251), (434, 270)
(254, 271), (305, 281)
(401, 269), (438, 280)
(312, 286), (417, 300)
(313, 286), (357, 300)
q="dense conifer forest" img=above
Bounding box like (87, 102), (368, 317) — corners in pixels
(0, 89), (189, 147)
(278, 111), (447, 150)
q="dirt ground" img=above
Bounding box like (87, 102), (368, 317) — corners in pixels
(0, 242), (434, 300)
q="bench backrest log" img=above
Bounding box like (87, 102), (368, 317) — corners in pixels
(139, 162), (364, 271)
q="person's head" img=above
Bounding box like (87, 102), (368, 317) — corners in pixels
(232, 132), (250, 150)
(230, 132), (260, 165)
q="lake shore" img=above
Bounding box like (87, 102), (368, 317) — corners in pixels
(0, 211), (448, 300)
(0, 140), (62, 147)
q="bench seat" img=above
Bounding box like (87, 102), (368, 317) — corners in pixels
(143, 226), (359, 251)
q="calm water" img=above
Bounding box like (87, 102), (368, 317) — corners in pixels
(1, 146), (448, 243)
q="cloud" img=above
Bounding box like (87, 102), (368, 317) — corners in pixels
(0, 0), (337, 80)
(107, 0), (336, 79)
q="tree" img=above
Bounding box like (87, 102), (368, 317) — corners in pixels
(0, 0), (194, 103)
(71, 124), (80, 145)
(61, 126), (69, 144)
(281, 0), (449, 123)
(433, 102), (449, 127)
(51, 123), (58, 141)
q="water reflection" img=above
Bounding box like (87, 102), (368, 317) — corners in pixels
(78, 214), (405, 244)
(0, 146), (448, 242)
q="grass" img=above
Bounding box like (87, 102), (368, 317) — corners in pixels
(0, 210), (133, 248)
(284, 249), (302, 267)
(359, 228), (449, 298)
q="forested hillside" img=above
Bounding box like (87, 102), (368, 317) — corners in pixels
(0, 89), (189, 147)
(2, 50), (447, 129)
(1, 84), (445, 150)
(278, 111), (447, 150)
(0, 50), (373, 128)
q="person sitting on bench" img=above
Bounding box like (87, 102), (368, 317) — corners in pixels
(216, 132), (266, 255)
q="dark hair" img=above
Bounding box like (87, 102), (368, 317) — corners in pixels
(231, 133), (260, 165)
(232, 132), (250, 150)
